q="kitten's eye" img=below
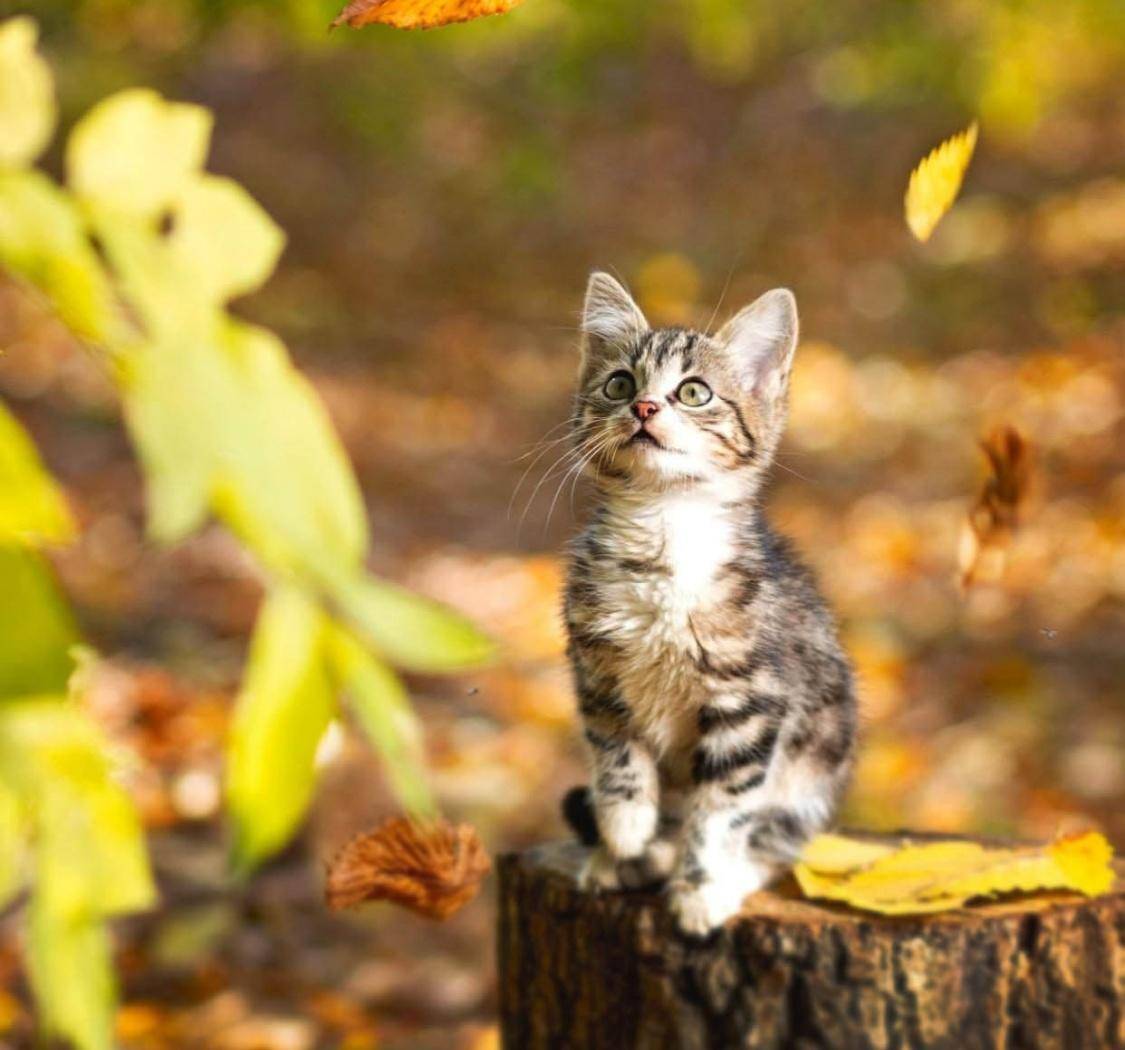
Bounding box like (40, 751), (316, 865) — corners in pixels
(676, 379), (713, 407)
(603, 371), (636, 401)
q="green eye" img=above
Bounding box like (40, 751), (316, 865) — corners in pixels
(677, 379), (712, 407)
(603, 372), (636, 401)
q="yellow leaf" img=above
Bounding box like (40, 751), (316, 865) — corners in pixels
(1049, 831), (1115, 897)
(799, 833), (895, 874)
(332, 0), (525, 30)
(0, 399), (75, 547)
(0, 17), (56, 169)
(67, 89), (212, 221)
(904, 122), (978, 242)
(794, 831), (1115, 916)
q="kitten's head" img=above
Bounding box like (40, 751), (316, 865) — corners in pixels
(573, 270), (799, 496)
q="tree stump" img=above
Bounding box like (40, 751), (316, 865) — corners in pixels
(497, 840), (1124, 1049)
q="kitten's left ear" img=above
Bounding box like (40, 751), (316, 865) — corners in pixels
(715, 288), (799, 407)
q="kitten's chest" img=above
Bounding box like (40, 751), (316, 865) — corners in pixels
(585, 500), (735, 745)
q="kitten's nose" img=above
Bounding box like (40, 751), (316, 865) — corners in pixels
(632, 400), (660, 422)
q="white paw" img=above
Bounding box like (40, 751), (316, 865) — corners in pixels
(617, 838), (678, 889)
(599, 802), (657, 860)
(578, 848), (621, 893)
(668, 879), (748, 936)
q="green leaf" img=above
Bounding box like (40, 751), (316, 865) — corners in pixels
(26, 897), (115, 1050)
(116, 284), (369, 563)
(0, 398), (75, 546)
(0, 698), (155, 916)
(92, 210), (212, 342)
(0, 696), (154, 1050)
(168, 174), (285, 302)
(211, 320), (369, 576)
(0, 17), (56, 169)
(326, 622), (434, 816)
(0, 782), (27, 911)
(226, 587), (336, 872)
(330, 572), (496, 673)
(67, 88), (211, 221)
(0, 549), (79, 699)
(119, 328), (218, 543)
(0, 169), (120, 342)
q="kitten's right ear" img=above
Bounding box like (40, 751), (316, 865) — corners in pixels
(579, 271), (648, 369)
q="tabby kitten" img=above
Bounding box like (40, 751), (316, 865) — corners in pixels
(563, 272), (857, 935)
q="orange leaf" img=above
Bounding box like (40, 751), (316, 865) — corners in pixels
(325, 816), (490, 920)
(958, 424), (1034, 590)
(331, 0), (525, 30)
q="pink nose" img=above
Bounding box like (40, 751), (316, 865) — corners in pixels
(632, 400), (660, 422)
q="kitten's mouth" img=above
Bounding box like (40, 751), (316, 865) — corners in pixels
(628, 429), (664, 450)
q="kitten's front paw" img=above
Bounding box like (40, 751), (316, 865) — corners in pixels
(668, 879), (747, 937)
(578, 848), (622, 893)
(617, 838), (678, 890)
(600, 802), (657, 860)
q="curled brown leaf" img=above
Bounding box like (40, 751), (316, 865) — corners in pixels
(325, 816), (490, 920)
(331, 0), (525, 30)
(958, 424), (1034, 590)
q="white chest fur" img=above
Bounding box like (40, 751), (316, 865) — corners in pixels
(589, 494), (737, 758)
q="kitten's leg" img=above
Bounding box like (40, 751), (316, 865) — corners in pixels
(616, 794), (684, 889)
(668, 692), (787, 934)
(580, 726), (660, 891)
(572, 655), (660, 890)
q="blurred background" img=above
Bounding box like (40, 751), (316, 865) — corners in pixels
(1, 0), (1124, 1046)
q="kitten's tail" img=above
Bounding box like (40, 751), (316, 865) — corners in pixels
(561, 785), (600, 846)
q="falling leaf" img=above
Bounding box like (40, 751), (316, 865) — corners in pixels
(905, 122), (978, 242)
(795, 830), (1115, 915)
(325, 816), (490, 919)
(331, 0), (525, 31)
(958, 424), (1033, 589)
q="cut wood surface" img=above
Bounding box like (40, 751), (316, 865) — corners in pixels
(497, 839), (1124, 1050)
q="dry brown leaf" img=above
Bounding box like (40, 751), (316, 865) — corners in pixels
(331, 0), (524, 30)
(958, 424), (1033, 590)
(325, 816), (490, 920)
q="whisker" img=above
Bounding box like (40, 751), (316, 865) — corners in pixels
(704, 247), (746, 335)
(568, 433), (619, 518)
(772, 459), (813, 483)
(515, 431), (608, 538)
(507, 418), (599, 518)
(544, 434), (618, 534)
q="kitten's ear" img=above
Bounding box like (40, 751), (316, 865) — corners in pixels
(580, 271), (648, 368)
(715, 288), (799, 407)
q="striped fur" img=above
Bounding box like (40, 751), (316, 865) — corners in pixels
(564, 272), (857, 935)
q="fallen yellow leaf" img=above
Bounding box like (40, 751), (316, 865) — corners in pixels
(797, 833), (894, 875)
(796, 831), (1115, 915)
(331, 0), (525, 30)
(904, 121), (978, 242)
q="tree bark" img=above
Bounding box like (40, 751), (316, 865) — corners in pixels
(496, 839), (1124, 1050)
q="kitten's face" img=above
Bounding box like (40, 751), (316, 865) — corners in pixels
(573, 272), (799, 495)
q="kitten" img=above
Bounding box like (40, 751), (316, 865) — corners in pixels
(563, 272), (857, 936)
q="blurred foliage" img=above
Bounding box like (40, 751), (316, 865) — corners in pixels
(0, 13), (493, 1049)
(0, 130), (148, 1044)
(0, 0), (1122, 1046)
